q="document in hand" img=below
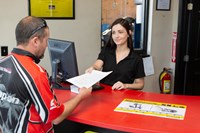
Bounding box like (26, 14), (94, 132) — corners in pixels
(66, 70), (112, 88)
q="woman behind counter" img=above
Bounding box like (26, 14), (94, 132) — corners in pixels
(86, 18), (145, 90)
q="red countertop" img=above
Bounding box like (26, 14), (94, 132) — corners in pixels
(54, 84), (200, 133)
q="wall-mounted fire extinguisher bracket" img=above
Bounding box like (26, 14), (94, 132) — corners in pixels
(159, 68), (172, 94)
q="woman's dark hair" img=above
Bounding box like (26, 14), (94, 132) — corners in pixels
(106, 18), (134, 51)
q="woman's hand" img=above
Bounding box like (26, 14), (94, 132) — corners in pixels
(85, 67), (94, 73)
(85, 60), (104, 73)
(112, 81), (125, 90)
(112, 78), (145, 90)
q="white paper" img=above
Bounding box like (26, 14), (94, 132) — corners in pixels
(70, 85), (79, 93)
(67, 70), (112, 88)
(143, 56), (154, 76)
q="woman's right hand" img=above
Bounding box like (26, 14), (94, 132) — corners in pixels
(85, 60), (104, 73)
(85, 67), (94, 73)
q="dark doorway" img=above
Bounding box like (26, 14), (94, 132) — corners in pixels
(174, 0), (200, 95)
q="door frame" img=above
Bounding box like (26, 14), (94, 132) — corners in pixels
(174, 0), (189, 94)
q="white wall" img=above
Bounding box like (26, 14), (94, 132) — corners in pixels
(0, 0), (101, 75)
(143, 0), (179, 93)
(44, 0), (101, 75)
(0, 0), (179, 93)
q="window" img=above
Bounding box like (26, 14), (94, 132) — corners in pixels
(101, 0), (149, 57)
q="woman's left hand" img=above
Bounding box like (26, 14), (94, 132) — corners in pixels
(112, 81), (125, 90)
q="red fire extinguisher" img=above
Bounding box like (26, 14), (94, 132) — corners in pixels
(159, 68), (171, 94)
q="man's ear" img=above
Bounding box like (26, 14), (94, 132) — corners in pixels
(31, 36), (40, 48)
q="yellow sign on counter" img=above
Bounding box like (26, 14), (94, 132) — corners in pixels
(114, 98), (187, 120)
